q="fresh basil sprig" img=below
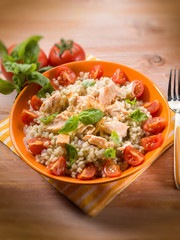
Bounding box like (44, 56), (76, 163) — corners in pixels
(0, 36), (53, 99)
(65, 144), (77, 168)
(40, 112), (58, 124)
(103, 148), (116, 159)
(58, 109), (104, 134)
(129, 108), (148, 122)
(111, 131), (120, 145)
(82, 80), (96, 88)
(125, 97), (136, 105)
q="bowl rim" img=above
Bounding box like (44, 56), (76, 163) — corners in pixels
(9, 60), (171, 185)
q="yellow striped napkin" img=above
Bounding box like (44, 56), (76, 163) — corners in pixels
(0, 55), (175, 216)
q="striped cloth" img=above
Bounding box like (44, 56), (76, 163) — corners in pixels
(0, 55), (175, 216)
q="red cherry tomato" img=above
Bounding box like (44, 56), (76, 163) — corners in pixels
(143, 117), (166, 134)
(124, 146), (145, 166)
(50, 66), (77, 89)
(132, 80), (144, 98)
(48, 156), (66, 176)
(37, 49), (49, 69)
(1, 44), (48, 81)
(142, 100), (160, 115)
(30, 95), (43, 111)
(21, 109), (38, 125)
(141, 133), (163, 151)
(103, 159), (122, 178)
(48, 39), (85, 66)
(77, 163), (96, 180)
(28, 137), (51, 155)
(112, 68), (127, 84)
(88, 65), (103, 79)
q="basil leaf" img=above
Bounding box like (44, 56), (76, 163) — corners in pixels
(22, 40), (40, 64)
(129, 108), (148, 122)
(37, 83), (55, 98)
(82, 80), (96, 88)
(66, 143), (77, 168)
(38, 66), (53, 73)
(103, 148), (116, 159)
(27, 71), (49, 87)
(111, 131), (120, 145)
(125, 97), (136, 105)
(3, 57), (37, 74)
(12, 74), (26, 94)
(13, 63), (37, 75)
(78, 109), (104, 125)
(40, 112), (58, 124)
(0, 78), (16, 94)
(58, 115), (79, 134)
(2, 56), (17, 73)
(11, 35), (42, 60)
(0, 41), (8, 58)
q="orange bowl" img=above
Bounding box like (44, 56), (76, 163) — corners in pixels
(10, 61), (171, 184)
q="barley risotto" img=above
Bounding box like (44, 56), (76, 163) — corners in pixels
(21, 64), (165, 180)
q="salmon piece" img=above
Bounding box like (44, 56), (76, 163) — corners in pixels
(77, 124), (95, 136)
(83, 135), (108, 148)
(101, 121), (129, 138)
(106, 101), (129, 120)
(40, 93), (63, 114)
(116, 82), (134, 99)
(45, 111), (74, 133)
(99, 83), (117, 106)
(76, 96), (105, 111)
(56, 134), (70, 147)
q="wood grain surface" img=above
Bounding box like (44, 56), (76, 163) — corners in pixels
(0, 0), (180, 239)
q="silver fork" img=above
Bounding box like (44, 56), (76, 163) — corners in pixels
(168, 69), (180, 190)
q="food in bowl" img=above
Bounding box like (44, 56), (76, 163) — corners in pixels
(21, 64), (166, 180)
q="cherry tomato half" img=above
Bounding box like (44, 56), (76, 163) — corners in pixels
(48, 156), (66, 176)
(142, 100), (160, 115)
(50, 66), (77, 89)
(1, 44), (48, 82)
(31, 95), (43, 111)
(143, 117), (166, 134)
(77, 163), (96, 180)
(103, 159), (122, 178)
(112, 68), (127, 84)
(88, 65), (103, 80)
(21, 109), (38, 125)
(124, 146), (145, 166)
(132, 80), (144, 98)
(48, 39), (85, 67)
(141, 133), (163, 151)
(28, 137), (51, 155)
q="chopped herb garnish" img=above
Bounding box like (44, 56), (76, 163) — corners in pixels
(125, 97), (136, 105)
(129, 108), (148, 122)
(40, 112), (58, 124)
(103, 148), (116, 159)
(82, 80), (96, 88)
(111, 131), (120, 145)
(66, 144), (77, 169)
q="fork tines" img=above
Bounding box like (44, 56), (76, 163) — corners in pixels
(168, 69), (180, 101)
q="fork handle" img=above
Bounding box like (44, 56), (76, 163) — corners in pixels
(174, 112), (180, 190)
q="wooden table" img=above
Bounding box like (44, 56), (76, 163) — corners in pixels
(0, 0), (180, 239)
